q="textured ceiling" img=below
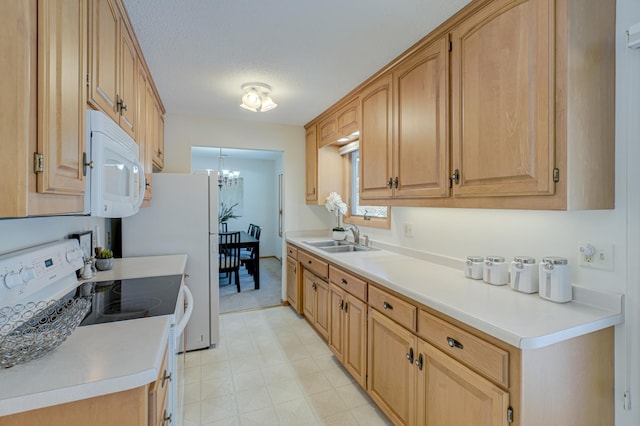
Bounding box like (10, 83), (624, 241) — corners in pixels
(122, 0), (471, 126)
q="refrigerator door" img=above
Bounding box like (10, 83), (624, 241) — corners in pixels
(122, 173), (218, 350)
(209, 174), (219, 233)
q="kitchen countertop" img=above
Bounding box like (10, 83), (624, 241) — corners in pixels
(286, 234), (624, 350)
(0, 254), (187, 417)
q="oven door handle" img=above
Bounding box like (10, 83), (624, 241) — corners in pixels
(176, 285), (194, 336)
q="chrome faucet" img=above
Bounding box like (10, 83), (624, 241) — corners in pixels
(347, 224), (360, 245)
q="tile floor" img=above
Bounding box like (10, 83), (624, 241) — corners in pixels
(183, 306), (391, 425)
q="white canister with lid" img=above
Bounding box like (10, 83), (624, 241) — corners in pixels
(483, 256), (508, 285)
(465, 256), (484, 280)
(509, 256), (538, 293)
(539, 257), (572, 303)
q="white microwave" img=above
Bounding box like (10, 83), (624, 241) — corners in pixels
(84, 110), (145, 218)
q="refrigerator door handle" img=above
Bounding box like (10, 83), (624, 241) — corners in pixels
(176, 286), (194, 336)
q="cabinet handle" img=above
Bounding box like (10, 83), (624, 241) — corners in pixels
(383, 301), (393, 310)
(451, 169), (460, 184)
(162, 369), (172, 387)
(344, 302), (348, 313)
(387, 177), (393, 189)
(406, 347), (414, 364)
(162, 409), (172, 425)
(447, 337), (464, 350)
(341, 278), (348, 285)
(339, 300), (344, 310)
(416, 353), (424, 371)
(393, 176), (399, 189)
(312, 283), (317, 291)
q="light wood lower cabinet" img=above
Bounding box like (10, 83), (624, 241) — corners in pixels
(286, 254), (301, 314)
(417, 339), (509, 426)
(328, 284), (367, 388)
(367, 308), (417, 426)
(302, 269), (329, 340)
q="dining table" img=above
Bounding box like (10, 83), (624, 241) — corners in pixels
(220, 231), (260, 289)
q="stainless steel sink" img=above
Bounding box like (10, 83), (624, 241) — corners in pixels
(318, 244), (379, 253)
(303, 240), (353, 248)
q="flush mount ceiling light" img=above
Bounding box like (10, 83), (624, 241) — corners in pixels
(240, 82), (278, 112)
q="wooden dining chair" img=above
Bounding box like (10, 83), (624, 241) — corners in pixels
(219, 232), (241, 292)
(241, 226), (261, 276)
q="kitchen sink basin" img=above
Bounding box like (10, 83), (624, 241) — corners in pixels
(318, 244), (379, 253)
(303, 240), (354, 248)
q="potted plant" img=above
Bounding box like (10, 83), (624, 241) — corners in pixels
(325, 192), (348, 240)
(218, 202), (239, 225)
(95, 248), (114, 271)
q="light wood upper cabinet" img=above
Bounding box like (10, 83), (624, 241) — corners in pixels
(336, 98), (359, 141)
(304, 123), (344, 205)
(36, 0), (87, 199)
(393, 36), (450, 200)
(317, 114), (337, 148)
(0, 0), (87, 217)
(359, 74), (393, 200)
(152, 100), (165, 170)
(89, 0), (138, 139)
(450, 0), (553, 199)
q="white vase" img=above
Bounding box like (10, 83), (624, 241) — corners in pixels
(332, 230), (346, 241)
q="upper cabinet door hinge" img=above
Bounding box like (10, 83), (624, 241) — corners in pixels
(33, 153), (44, 173)
(553, 168), (560, 183)
(449, 41), (452, 52)
(507, 406), (514, 423)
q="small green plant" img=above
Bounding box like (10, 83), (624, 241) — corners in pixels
(218, 202), (239, 224)
(97, 249), (113, 259)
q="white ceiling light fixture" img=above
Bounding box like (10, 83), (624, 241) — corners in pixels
(240, 82), (278, 112)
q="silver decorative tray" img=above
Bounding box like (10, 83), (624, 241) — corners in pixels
(0, 297), (91, 368)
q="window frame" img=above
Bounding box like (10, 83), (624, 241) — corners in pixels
(342, 149), (391, 230)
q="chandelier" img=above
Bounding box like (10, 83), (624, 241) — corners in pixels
(217, 148), (240, 188)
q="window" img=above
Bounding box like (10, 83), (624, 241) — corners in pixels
(342, 144), (390, 229)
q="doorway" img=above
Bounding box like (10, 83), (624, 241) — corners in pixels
(191, 146), (284, 313)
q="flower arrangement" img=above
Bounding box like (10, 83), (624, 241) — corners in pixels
(325, 192), (348, 231)
(218, 202), (239, 224)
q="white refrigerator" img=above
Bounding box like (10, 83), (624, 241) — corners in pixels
(122, 172), (219, 350)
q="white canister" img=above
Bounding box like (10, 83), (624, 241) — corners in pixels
(509, 256), (538, 293)
(539, 257), (572, 303)
(465, 256), (484, 280)
(483, 256), (508, 285)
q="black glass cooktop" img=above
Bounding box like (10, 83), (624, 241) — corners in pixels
(76, 274), (183, 326)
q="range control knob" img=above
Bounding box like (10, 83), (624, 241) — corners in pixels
(4, 271), (24, 289)
(20, 266), (36, 284)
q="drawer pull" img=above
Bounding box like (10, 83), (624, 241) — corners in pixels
(162, 370), (172, 387)
(383, 301), (394, 310)
(406, 347), (414, 364)
(341, 278), (348, 285)
(416, 353), (424, 371)
(447, 337), (464, 350)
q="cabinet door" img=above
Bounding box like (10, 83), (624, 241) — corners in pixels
(314, 278), (330, 340)
(286, 256), (301, 313)
(367, 308), (416, 426)
(344, 295), (367, 388)
(118, 23), (137, 138)
(318, 114), (337, 148)
(328, 285), (344, 361)
(393, 36), (449, 199)
(450, 0), (554, 197)
(36, 0), (86, 198)
(302, 270), (315, 320)
(360, 74), (393, 200)
(305, 125), (318, 203)
(88, 0), (119, 120)
(416, 339), (509, 426)
(152, 100), (164, 170)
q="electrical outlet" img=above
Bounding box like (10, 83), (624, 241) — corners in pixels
(404, 223), (414, 238)
(578, 242), (614, 271)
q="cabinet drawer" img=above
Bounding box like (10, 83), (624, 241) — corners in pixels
(148, 348), (170, 426)
(417, 310), (509, 387)
(286, 244), (298, 259)
(368, 285), (416, 331)
(298, 251), (329, 279)
(329, 265), (367, 301)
